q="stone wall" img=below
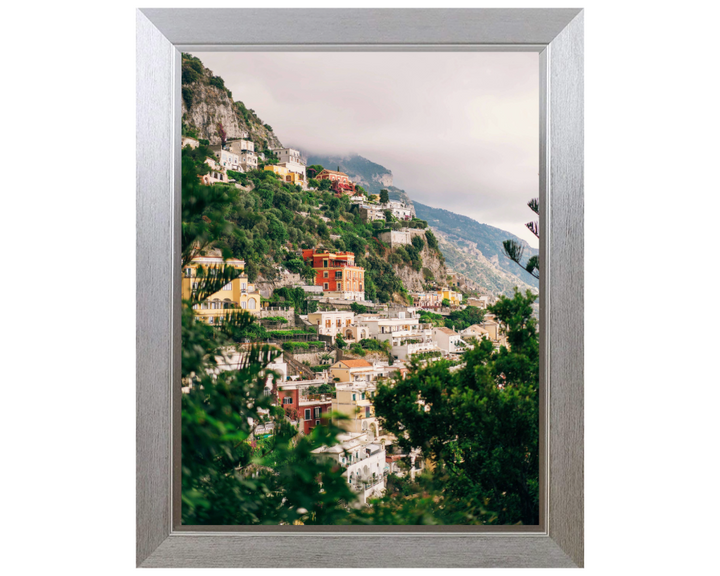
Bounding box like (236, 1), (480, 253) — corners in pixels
(378, 228), (427, 248)
(255, 307), (296, 327)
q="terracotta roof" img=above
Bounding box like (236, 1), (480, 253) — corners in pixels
(435, 327), (458, 335)
(318, 169), (349, 177)
(338, 359), (373, 368)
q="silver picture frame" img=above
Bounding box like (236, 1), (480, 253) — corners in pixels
(137, 8), (583, 568)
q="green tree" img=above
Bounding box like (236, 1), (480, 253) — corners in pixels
(380, 189), (390, 204)
(373, 289), (540, 525)
(335, 334), (347, 349)
(181, 149), (359, 525)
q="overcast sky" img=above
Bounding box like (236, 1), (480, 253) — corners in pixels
(194, 52), (539, 247)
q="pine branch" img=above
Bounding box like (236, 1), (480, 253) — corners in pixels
(526, 221), (539, 238)
(527, 198), (539, 215)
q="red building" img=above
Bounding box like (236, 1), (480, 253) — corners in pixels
(302, 249), (365, 296)
(315, 169), (355, 196)
(277, 385), (332, 435)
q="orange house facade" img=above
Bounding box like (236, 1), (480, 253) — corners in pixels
(302, 249), (366, 301)
(315, 169), (356, 196)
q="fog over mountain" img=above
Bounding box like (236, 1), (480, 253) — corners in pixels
(191, 51), (539, 247)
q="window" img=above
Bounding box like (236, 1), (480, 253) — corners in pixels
(241, 302), (247, 309)
(323, 271), (328, 278)
(184, 268), (192, 277)
(324, 283), (329, 290)
(248, 299), (256, 310)
(208, 317), (214, 324)
(222, 283), (232, 291)
(316, 420), (320, 426)
(314, 407), (321, 418)
(352, 394), (356, 401)
(282, 397), (292, 405)
(263, 389), (271, 396)
(323, 260), (328, 268)
(304, 409), (311, 420)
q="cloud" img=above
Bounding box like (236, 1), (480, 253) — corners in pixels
(194, 51), (539, 247)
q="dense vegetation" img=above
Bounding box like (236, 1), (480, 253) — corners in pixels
(181, 142), (438, 304)
(180, 53), (539, 527)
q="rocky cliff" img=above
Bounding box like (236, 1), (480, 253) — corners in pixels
(181, 53), (283, 150)
(392, 243), (447, 293)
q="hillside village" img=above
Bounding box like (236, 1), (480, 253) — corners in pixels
(180, 52), (536, 517)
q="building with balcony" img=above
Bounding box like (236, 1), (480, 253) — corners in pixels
(315, 169), (355, 196)
(272, 147), (304, 165)
(201, 157), (228, 185)
(276, 379), (333, 435)
(307, 310), (355, 342)
(181, 255), (261, 323)
(271, 148), (307, 184)
(238, 149), (258, 171)
(312, 432), (386, 505)
(302, 249), (365, 301)
(432, 326), (467, 353)
(209, 145), (241, 172)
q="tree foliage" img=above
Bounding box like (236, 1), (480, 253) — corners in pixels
(373, 289), (540, 525)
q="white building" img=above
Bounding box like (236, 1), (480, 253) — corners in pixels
(307, 310), (355, 341)
(386, 200), (413, 221)
(209, 145), (241, 172)
(272, 147), (305, 165)
(239, 149), (258, 171)
(432, 326), (467, 353)
(228, 139), (255, 154)
(312, 432), (387, 505)
(202, 157), (228, 184)
(277, 161), (306, 184)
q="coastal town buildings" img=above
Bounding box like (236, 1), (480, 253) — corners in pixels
(302, 249), (365, 301)
(264, 164), (303, 185)
(181, 254), (262, 322)
(307, 310), (355, 341)
(432, 326), (467, 353)
(276, 379), (333, 435)
(332, 382), (379, 437)
(315, 169), (355, 195)
(209, 145), (241, 172)
(312, 432), (387, 504)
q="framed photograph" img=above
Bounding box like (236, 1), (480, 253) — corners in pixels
(137, 8), (583, 568)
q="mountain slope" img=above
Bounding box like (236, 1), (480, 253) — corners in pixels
(414, 201), (539, 289)
(181, 53), (283, 150)
(306, 153), (538, 293)
(305, 153), (414, 210)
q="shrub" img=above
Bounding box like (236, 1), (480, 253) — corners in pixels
(425, 229), (439, 250)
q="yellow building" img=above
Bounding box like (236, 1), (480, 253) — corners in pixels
(330, 359), (375, 383)
(332, 381), (379, 436)
(181, 255), (261, 323)
(264, 164), (303, 185)
(439, 288), (463, 306)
